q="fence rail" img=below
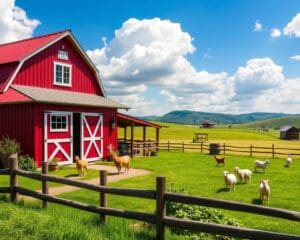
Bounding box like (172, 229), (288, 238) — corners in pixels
(0, 156), (300, 240)
(159, 141), (300, 158)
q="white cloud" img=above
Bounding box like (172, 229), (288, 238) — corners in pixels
(283, 13), (300, 37)
(270, 28), (281, 38)
(254, 20), (262, 32)
(290, 55), (300, 61)
(88, 18), (300, 115)
(0, 0), (40, 43)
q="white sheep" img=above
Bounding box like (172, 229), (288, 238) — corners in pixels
(259, 180), (270, 205)
(234, 167), (252, 184)
(223, 171), (237, 192)
(254, 160), (270, 173)
(285, 154), (293, 167)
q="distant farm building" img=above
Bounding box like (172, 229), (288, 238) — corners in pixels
(201, 121), (215, 128)
(279, 126), (299, 140)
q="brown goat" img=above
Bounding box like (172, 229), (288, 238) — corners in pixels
(108, 146), (130, 174)
(74, 156), (88, 176)
(214, 155), (225, 166)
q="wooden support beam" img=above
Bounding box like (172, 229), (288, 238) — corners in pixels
(143, 126), (146, 156)
(131, 123), (134, 158)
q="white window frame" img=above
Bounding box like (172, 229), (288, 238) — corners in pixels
(50, 112), (69, 132)
(53, 61), (72, 87)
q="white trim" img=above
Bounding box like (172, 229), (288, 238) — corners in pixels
(53, 61), (72, 87)
(44, 110), (73, 164)
(81, 112), (103, 162)
(50, 112), (69, 132)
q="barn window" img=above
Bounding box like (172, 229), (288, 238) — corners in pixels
(54, 62), (72, 87)
(50, 114), (68, 132)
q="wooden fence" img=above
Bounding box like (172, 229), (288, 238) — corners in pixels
(0, 157), (300, 240)
(159, 141), (300, 158)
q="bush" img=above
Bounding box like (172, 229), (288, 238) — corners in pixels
(18, 155), (36, 172)
(166, 183), (242, 240)
(0, 135), (21, 155)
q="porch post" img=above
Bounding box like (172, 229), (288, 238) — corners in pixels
(130, 123), (134, 158)
(124, 126), (127, 141)
(143, 126), (146, 156)
(156, 128), (160, 152)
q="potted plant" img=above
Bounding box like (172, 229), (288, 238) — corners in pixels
(48, 157), (60, 171)
(0, 135), (21, 169)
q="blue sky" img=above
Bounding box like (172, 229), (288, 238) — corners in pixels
(2, 0), (300, 115)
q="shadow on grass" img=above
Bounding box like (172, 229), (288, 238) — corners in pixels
(216, 188), (228, 193)
(108, 172), (119, 176)
(252, 198), (262, 205)
(64, 174), (79, 178)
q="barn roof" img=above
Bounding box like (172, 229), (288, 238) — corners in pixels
(117, 112), (162, 128)
(10, 85), (129, 109)
(280, 126), (298, 132)
(0, 30), (106, 96)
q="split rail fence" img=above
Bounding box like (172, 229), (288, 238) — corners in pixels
(0, 156), (300, 240)
(159, 141), (300, 158)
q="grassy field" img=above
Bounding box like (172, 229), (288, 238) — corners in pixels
(1, 152), (298, 239)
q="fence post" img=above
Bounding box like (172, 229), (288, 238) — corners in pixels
(156, 176), (166, 240)
(223, 143), (226, 155)
(182, 142), (185, 153)
(9, 154), (18, 203)
(167, 140), (170, 152)
(272, 144), (275, 159)
(200, 142), (203, 154)
(100, 170), (107, 223)
(42, 161), (49, 208)
(250, 144), (253, 157)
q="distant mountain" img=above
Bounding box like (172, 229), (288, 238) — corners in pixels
(239, 116), (300, 129)
(140, 110), (300, 125)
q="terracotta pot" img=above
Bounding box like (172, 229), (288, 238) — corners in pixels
(48, 164), (59, 171)
(0, 152), (18, 169)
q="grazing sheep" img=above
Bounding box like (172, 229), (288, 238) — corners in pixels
(223, 171), (237, 191)
(108, 145), (130, 174)
(234, 167), (252, 184)
(214, 155), (225, 166)
(285, 154), (293, 167)
(259, 180), (270, 205)
(254, 160), (270, 173)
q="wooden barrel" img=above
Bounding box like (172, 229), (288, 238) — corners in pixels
(209, 143), (221, 155)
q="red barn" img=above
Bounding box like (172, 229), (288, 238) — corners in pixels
(0, 30), (128, 167)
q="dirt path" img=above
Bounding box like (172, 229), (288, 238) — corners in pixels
(47, 165), (151, 196)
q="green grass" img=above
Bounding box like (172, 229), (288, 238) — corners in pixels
(238, 116), (300, 129)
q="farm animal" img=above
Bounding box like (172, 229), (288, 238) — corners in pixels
(259, 180), (270, 205)
(285, 154), (293, 167)
(74, 156), (88, 176)
(234, 167), (252, 184)
(214, 155), (225, 166)
(108, 145), (130, 174)
(254, 160), (270, 173)
(223, 171), (237, 191)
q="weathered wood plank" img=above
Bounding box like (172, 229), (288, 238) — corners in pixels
(0, 187), (10, 193)
(165, 192), (300, 222)
(15, 169), (156, 199)
(164, 216), (300, 240)
(0, 169), (9, 175)
(16, 187), (156, 224)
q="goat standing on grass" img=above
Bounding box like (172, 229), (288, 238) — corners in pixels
(214, 155), (225, 166)
(259, 180), (270, 205)
(108, 145), (130, 174)
(234, 167), (252, 184)
(254, 160), (270, 173)
(223, 171), (237, 191)
(75, 156), (88, 176)
(285, 154), (293, 167)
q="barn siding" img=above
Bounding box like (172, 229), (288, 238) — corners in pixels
(13, 37), (102, 96)
(0, 104), (35, 159)
(33, 104), (117, 167)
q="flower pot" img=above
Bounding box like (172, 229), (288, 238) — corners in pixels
(48, 164), (59, 171)
(0, 152), (18, 169)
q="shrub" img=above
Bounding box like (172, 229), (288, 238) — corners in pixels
(166, 183), (242, 240)
(0, 135), (21, 155)
(18, 155), (36, 172)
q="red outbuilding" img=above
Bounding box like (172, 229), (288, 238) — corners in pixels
(0, 30), (128, 167)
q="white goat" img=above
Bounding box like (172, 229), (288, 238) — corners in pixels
(285, 154), (293, 167)
(254, 160), (270, 173)
(259, 180), (270, 205)
(223, 171), (237, 192)
(234, 167), (252, 184)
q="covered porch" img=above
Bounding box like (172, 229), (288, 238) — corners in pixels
(117, 113), (162, 158)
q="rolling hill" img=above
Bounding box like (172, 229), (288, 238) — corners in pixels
(141, 110), (299, 125)
(237, 116), (300, 129)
